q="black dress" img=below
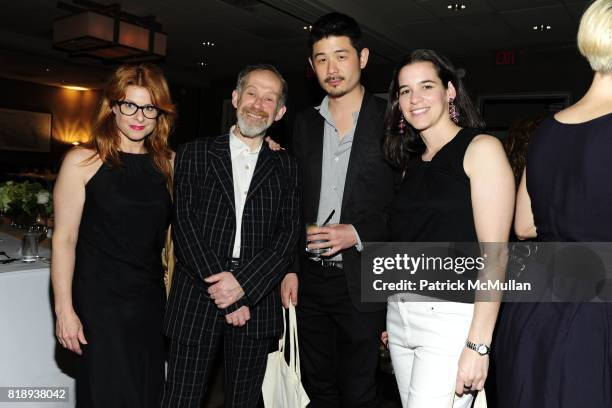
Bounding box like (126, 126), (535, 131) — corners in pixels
(72, 152), (171, 407)
(495, 114), (612, 407)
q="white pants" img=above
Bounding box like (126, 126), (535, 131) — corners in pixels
(387, 295), (475, 408)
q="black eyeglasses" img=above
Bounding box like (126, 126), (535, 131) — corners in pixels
(113, 100), (164, 119)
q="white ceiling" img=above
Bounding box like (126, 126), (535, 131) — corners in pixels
(0, 0), (593, 89)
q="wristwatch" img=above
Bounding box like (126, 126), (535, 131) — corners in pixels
(465, 340), (490, 356)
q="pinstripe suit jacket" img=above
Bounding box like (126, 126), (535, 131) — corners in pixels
(164, 134), (301, 342)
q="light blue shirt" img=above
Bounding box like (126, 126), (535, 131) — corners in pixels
(316, 96), (364, 259)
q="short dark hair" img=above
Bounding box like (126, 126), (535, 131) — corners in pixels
(235, 63), (288, 107)
(308, 12), (363, 54)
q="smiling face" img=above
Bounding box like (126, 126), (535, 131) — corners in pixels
(111, 85), (157, 142)
(310, 35), (368, 98)
(232, 69), (286, 138)
(397, 61), (456, 133)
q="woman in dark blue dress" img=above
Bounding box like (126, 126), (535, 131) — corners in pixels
(495, 1), (612, 406)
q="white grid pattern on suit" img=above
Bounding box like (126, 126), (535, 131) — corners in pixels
(165, 134), (301, 342)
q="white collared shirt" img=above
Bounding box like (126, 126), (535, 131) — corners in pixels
(229, 126), (262, 258)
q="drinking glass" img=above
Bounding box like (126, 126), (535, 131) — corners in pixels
(305, 222), (328, 256)
(21, 232), (39, 263)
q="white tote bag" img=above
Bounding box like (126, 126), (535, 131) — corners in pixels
(451, 388), (487, 408)
(262, 303), (310, 408)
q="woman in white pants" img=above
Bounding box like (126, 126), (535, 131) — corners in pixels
(381, 49), (515, 407)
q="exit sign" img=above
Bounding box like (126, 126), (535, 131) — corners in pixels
(495, 50), (517, 66)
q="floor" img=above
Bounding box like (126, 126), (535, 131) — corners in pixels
(201, 352), (402, 408)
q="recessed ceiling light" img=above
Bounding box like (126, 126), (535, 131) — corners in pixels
(303, 25), (312, 31)
(198, 61), (207, 67)
(45, 67), (52, 73)
(447, 3), (466, 11)
(533, 24), (552, 31)
(202, 41), (215, 47)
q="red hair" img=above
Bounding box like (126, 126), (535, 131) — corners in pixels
(84, 63), (176, 188)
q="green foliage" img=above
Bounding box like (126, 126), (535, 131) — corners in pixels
(0, 181), (53, 217)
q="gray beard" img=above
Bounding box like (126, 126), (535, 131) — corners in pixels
(236, 114), (268, 138)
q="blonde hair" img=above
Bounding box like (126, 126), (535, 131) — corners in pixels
(85, 64), (176, 186)
(577, 0), (612, 73)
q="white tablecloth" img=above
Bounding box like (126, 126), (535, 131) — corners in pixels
(0, 231), (75, 407)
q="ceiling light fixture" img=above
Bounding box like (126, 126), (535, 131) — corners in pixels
(62, 85), (90, 91)
(53, 1), (167, 62)
(303, 25), (312, 31)
(533, 24), (552, 31)
(198, 61), (207, 67)
(447, 3), (466, 11)
(202, 41), (215, 47)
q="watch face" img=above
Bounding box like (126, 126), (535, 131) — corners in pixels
(477, 345), (489, 355)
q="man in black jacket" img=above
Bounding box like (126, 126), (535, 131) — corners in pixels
(163, 64), (301, 408)
(281, 12), (397, 408)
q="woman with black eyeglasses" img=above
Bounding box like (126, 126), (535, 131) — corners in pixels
(51, 64), (176, 407)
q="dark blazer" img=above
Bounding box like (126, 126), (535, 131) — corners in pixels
(164, 134), (301, 343)
(292, 92), (398, 312)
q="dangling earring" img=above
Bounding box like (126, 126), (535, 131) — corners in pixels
(398, 115), (407, 135)
(449, 98), (459, 123)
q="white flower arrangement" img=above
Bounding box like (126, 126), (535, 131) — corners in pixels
(0, 180), (53, 217)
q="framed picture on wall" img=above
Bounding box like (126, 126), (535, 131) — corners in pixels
(0, 108), (52, 152)
(478, 93), (570, 140)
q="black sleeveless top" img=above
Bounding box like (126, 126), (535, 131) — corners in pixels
(389, 128), (481, 302)
(74, 151), (172, 301)
(390, 128), (479, 242)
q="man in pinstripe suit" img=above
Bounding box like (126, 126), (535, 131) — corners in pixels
(161, 64), (301, 408)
